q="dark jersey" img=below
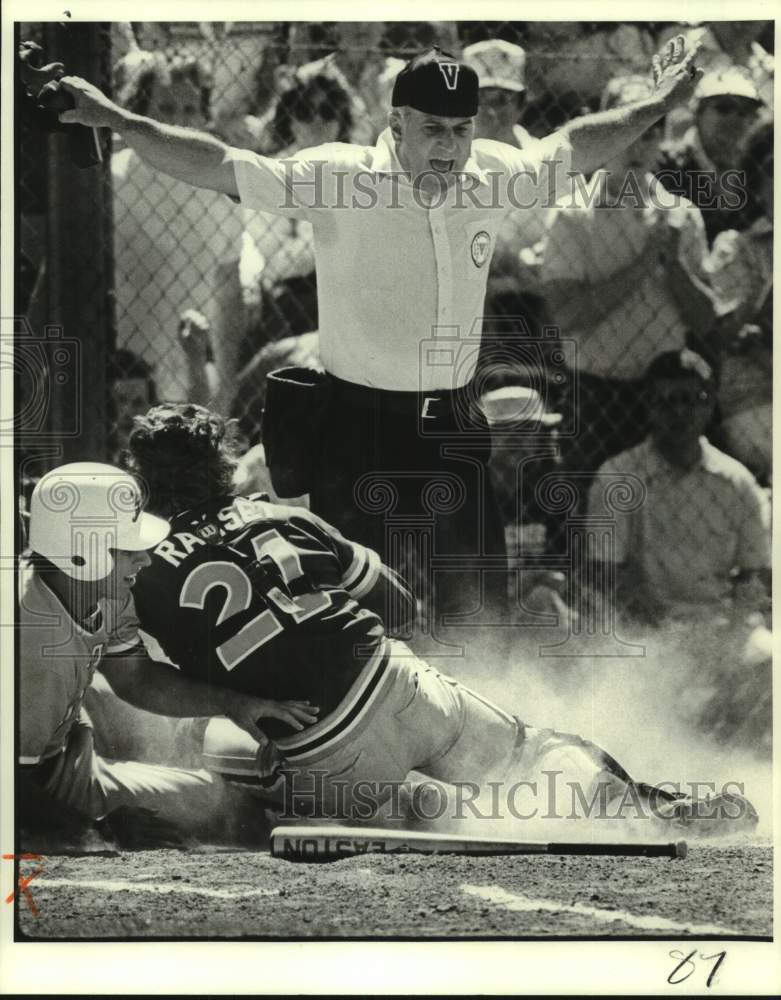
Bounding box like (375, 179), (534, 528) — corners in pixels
(130, 494), (397, 731)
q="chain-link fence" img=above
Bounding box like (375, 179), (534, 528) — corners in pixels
(17, 21), (773, 460)
(14, 20), (773, 746)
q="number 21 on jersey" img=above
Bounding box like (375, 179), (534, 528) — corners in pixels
(178, 529), (331, 670)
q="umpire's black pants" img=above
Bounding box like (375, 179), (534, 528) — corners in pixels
(310, 375), (509, 655)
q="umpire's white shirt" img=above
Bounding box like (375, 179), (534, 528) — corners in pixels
(230, 129), (572, 391)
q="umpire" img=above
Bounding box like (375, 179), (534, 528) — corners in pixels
(61, 38), (702, 654)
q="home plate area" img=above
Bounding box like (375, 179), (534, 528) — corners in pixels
(17, 837), (772, 939)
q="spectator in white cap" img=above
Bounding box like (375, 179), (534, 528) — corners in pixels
(655, 21), (773, 111)
(463, 39), (551, 390)
(481, 384), (561, 526)
(657, 66), (764, 245)
(481, 383), (567, 622)
(463, 39), (534, 148)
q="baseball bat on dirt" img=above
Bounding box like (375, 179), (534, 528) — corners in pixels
(271, 826), (688, 862)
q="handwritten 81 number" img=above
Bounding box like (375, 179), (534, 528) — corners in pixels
(668, 949), (726, 988)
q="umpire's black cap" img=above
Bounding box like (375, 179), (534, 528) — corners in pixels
(392, 46), (479, 117)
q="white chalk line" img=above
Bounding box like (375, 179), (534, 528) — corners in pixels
(36, 878), (279, 901)
(461, 884), (739, 936)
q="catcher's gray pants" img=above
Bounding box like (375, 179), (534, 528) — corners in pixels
(24, 711), (225, 826)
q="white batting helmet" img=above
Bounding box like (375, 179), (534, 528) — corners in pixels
(28, 462), (170, 582)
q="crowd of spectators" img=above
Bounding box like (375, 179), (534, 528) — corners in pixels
(104, 21), (772, 743)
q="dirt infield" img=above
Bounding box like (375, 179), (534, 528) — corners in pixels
(16, 838), (772, 940)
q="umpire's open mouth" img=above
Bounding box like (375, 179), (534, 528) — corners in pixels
(430, 158), (455, 173)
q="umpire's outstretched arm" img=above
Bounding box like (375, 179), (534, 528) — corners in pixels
(558, 35), (702, 176)
(59, 75), (238, 196)
(60, 34), (703, 196)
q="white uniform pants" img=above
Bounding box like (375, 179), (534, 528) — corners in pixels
(202, 640), (608, 820)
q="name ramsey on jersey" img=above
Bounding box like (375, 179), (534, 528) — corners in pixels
(129, 494), (415, 735)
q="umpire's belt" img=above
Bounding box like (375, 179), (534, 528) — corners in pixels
(328, 374), (475, 420)
(276, 641), (391, 761)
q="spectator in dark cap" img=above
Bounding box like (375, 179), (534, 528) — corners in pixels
(586, 348), (770, 627)
(65, 35), (705, 659)
(583, 346), (771, 750)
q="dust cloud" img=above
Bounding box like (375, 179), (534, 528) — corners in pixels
(446, 617), (773, 839)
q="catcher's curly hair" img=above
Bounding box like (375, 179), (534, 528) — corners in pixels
(124, 403), (241, 518)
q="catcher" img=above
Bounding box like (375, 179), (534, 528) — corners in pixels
(18, 462), (318, 845)
(112, 403), (758, 837)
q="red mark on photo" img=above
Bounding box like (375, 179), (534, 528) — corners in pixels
(3, 853), (45, 916)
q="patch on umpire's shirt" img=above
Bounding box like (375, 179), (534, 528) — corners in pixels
(471, 231), (491, 268)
